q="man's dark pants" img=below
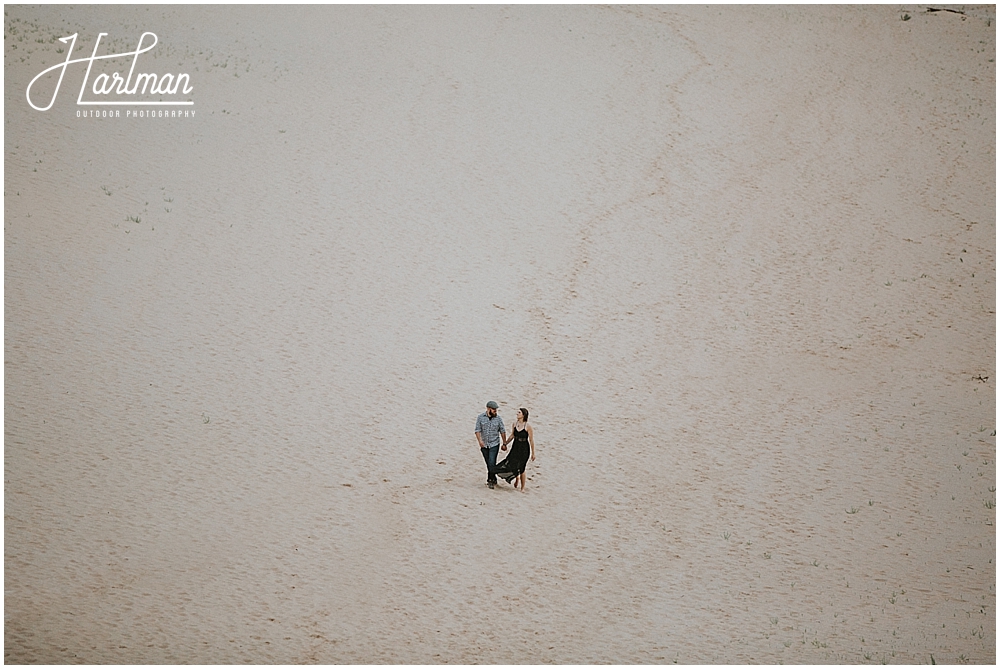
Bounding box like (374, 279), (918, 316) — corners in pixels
(481, 445), (498, 484)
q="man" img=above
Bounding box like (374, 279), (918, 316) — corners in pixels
(475, 401), (506, 489)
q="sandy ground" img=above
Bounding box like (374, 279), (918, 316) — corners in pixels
(4, 4), (996, 664)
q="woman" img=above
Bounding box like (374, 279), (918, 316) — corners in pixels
(494, 408), (535, 491)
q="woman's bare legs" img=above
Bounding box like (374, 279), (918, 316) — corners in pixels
(519, 472), (527, 492)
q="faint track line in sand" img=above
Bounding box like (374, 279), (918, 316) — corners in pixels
(521, 6), (713, 364)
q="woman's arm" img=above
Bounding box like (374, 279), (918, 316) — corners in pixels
(527, 424), (536, 461)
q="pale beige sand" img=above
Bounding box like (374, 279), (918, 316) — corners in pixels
(4, 4), (995, 664)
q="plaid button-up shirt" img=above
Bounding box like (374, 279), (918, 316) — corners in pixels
(475, 412), (506, 449)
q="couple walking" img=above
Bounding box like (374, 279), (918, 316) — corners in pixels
(475, 401), (535, 491)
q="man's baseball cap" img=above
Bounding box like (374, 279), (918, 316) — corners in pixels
(486, 401), (499, 409)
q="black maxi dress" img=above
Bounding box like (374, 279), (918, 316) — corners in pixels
(494, 424), (530, 483)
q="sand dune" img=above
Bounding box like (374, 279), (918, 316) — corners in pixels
(4, 5), (995, 663)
